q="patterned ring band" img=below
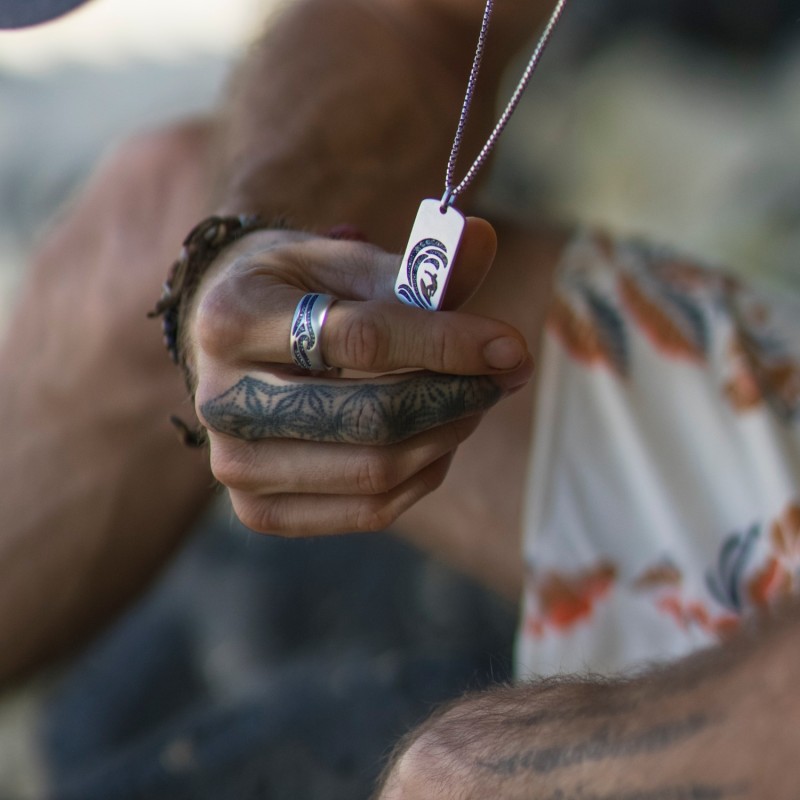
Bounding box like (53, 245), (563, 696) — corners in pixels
(290, 293), (337, 371)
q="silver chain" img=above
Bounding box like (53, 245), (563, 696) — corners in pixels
(443, 0), (568, 209)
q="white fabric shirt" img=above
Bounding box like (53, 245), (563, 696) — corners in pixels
(516, 231), (800, 679)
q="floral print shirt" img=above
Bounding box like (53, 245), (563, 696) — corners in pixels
(516, 231), (800, 678)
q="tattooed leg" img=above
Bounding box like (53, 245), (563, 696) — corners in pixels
(375, 604), (800, 799)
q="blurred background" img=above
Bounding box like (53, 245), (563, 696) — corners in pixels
(0, 0), (266, 330)
(2, 0), (800, 798)
(3, 0), (800, 329)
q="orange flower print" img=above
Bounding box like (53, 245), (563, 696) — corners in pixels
(525, 562), (617, 638)
(547, 290), (628, 376)
(724, 335), (764, 412)
(618, 273), (706, 362)
(723, 310), (800, 421)
(654, 258), (726, 293)
(771, 503), (800, 566)
(747, 556), (792, 612)
(634, 559), (739, 639)
(765, 503), (800, 604)
(649, 593), (738, 638)
(633, 560), (682, 591)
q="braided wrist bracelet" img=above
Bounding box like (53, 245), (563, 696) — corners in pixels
(149, 214), (272, 445)
(149, 214), (270, 379)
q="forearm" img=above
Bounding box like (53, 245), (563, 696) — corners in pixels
(379, 603), (800, 798)
(215, 0), (553, 250)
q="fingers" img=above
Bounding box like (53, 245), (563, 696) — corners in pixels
(215, 401), (487, 534)
(189, 218), (533, 539)
(210, 414), (482, 495)
(228, 454), (454, 535)
(207, 217), (495, 304)
(440, 216), (498, 310)
(196, 366), (532, 445)
(205, 298), (528, 376)
(194, 218), (524, 376)
(208, 390), (485, 537)
(211, 414), (481, 495)
(324, 300), (530, 375)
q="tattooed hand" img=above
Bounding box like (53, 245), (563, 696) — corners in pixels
(187, 218), (533, 535)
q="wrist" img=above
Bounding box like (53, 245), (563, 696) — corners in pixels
(148, 214), (277, 391)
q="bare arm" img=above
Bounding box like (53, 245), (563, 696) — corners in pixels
(377, 602), (800, 799)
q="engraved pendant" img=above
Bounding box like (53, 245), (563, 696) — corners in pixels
(394, 199), (465, 311)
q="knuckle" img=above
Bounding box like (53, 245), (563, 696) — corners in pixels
(393, 726), (461, 792)
(422, 322), (459, 372)
(347, 451), (398, 495)
(208, 443), (237, 488)
(353, 499), (398, 533)
(230, 492), (286, 535)
(340, 312), (389, 372)
(208, 440), (261, 491)
(420, 458), (450, 494)
(228, 492), (265, 532)
(352, 400), (395, 445)
(194, 282), (245, 358)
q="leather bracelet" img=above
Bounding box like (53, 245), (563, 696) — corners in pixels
(149, 214), (273, 385)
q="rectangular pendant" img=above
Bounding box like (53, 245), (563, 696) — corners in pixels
(394, 199), (465, 311)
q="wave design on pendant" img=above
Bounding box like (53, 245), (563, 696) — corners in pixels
(395, 237), (449, 310)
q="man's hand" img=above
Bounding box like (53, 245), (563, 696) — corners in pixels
(187, 0), (550, 538)
(189, 219), (534, 535)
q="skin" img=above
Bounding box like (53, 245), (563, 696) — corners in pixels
(189, 223), (538, 544)
(186, 5), (800, 796)
(189, 0), (561, 587)
(375, 602), (800, 799)
(3, 0), (800, 797)
(0, 0), (555, 680)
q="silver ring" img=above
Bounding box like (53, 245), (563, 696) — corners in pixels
(290, 293), (337, 371)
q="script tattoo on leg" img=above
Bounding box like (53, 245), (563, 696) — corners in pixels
(478, 714), (710, 777)
(534, 786), (746, 800)
(199, 373), (502, 444)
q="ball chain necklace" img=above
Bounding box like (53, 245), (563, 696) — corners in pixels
(394, 0), (568, 311)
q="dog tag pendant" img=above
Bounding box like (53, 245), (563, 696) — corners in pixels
(394, 198), (465, 311)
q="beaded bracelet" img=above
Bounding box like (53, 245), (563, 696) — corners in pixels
(149, 214), (271, 379)
(148, 214), (274, 446)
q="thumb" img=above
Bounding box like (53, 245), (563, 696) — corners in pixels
(439, 216), (497, 311)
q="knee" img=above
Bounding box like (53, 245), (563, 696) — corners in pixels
(35, 118), (214, 267)
(111, 120), (210, 178)
(97, 119), (213, 221)
(25, 118), (215, 340)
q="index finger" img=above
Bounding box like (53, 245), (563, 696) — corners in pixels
(195, 220), (525, 375)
